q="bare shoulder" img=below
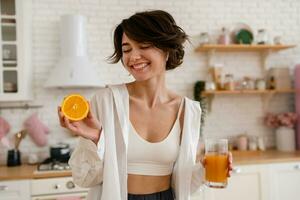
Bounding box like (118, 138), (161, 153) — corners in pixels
(167, 90), (184, 104)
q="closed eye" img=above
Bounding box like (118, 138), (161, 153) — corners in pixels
(122, 48), (131, 53)
(140, 43), (153, 49)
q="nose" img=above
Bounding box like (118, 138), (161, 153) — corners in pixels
(130, 49), (142, 62)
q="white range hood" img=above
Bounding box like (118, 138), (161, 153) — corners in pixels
(45, 15), (103, 88)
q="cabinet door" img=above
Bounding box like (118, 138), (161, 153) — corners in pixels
(204, 164), (269, 200)
(270, 162), (300, 200)
(0, 180), (30, 200)
(0, 0), (32, 101)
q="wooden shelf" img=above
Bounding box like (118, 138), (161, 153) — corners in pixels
(195, 44), (296, 53)
(201, 89), (295, 96)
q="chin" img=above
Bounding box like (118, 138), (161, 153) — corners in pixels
(132, 75), (152, 82)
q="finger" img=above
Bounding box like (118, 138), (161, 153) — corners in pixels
(87, 102), (93, 119)
(64, 117), (79, 134)
(201, 156), (206, 166)
(57, 107), (66, 127)
(228, 170), (232, 177)
(228, 152), (233, 163)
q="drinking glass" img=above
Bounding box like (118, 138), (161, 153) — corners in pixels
(204, 138), (228, 188)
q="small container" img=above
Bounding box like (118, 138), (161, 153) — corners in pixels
(273, 36), (282, 45)
(199, 32), (210, 45)
(249, 136), (258, 151)
(256, 79), (266, 90)
(218, 27), (231, 45)
(256, 29), (269, 45)
(268, 76), (276, 90)
(205, 81), (216, 91)
(224, 74), (235, 90)
(7, 149), (21, 167)
(237, 135), (248, 151)
(242, 77), (255, 90)
(258, 137), (266, 151)
(209, 64), (223, 90)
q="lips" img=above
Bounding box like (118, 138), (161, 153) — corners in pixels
(131, 63), (149, 71)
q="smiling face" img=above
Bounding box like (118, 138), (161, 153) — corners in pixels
(121, 33), (168, 81)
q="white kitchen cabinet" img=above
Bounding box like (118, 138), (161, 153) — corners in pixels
(203, 164), (270, 200)
(269, 161), (300, 200)
(31, 177), (89, 200)
(0, 179), (30, 200)
(0, 0), (32, 101)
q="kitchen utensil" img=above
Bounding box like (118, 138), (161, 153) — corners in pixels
(7, 149), (21, 166)
(50, 143), (71, 162)
(14, 129), (27, 150)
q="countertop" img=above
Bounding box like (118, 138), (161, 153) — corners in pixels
(0, 164), (72, 181)
(1, 150), (300, 181)
(232, 150), (300, 165)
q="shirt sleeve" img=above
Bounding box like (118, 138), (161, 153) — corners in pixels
(190, 161), (205, 194)
(190, 101), (205, 193)
(68, 90), (106, 188)
(68, 137), (104, 188)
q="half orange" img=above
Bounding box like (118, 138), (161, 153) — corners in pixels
(61, 94), (89, 121)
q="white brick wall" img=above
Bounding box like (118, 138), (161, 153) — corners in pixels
(0, 0), (299, 164)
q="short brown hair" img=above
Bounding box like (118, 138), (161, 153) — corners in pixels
(108, 10), (188, 70)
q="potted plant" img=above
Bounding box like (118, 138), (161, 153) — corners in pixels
(264, 112), (298, 151)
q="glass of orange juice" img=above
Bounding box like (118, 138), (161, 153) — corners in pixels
(204, 138), (228, 188)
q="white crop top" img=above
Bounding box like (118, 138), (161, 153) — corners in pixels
(127, 100), (183, 176)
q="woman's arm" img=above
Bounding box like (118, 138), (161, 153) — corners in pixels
(65, 91), (107, 187)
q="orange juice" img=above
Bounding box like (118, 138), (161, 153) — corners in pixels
(205, 153), (228, 183)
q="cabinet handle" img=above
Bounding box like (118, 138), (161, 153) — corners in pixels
(66, 180), (75, 189)
(54, 184), (61, 189)
(0, 185), (8, 191)
(294, 164), (300, 170)
(232, 167), (241, 174)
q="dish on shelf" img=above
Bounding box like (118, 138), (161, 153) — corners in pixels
(231, 23), (254, 44)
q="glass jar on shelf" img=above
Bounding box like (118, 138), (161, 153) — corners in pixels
(199, 32), (210, 46)
(256, 29), (269, 45)
(224, 74), (235, 90)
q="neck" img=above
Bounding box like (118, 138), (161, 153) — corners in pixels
(128, 75), (168, 108)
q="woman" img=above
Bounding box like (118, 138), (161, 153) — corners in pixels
(58, 10), (232, 200)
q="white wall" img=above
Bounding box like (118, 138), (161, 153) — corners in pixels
(0, 0), (299, 164)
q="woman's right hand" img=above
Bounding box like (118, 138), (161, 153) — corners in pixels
(57, 104), (102, 144)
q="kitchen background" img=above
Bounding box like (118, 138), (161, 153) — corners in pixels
(0, 0), (299, 164)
